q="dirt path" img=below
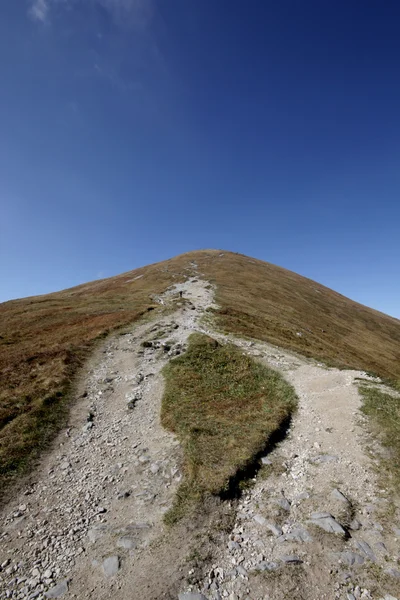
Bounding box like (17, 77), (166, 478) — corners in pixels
(1, 277), (399, 600)
(191, 341), (400, 600)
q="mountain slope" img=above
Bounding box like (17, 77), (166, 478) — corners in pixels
(1, 249), (399, 493)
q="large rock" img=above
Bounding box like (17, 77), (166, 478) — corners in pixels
(309, 513), (346, 535)
(44, 580), (68, 598)
(338, 552), (364, 566)
(102, 555), (120, 577)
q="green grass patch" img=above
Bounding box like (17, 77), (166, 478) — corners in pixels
(161, 333), (297, 523)
(359, 383), (400, 488)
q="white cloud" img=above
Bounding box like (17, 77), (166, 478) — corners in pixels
(28, 0), (153, 28)
(29, 0), (50, 22)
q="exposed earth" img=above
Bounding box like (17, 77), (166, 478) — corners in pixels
(1, 275), (399, 600)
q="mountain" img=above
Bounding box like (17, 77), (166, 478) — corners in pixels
(1, 249), (399, 490)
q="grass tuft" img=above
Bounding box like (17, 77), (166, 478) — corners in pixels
(161, 333), (297, 523)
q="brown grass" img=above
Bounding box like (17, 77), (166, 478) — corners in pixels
(358, 382), (400, 489)
(161, 333), (297, 522)
(1, 249), (400, 498)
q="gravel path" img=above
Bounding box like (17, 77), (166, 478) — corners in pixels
(1, 276), (399, 600)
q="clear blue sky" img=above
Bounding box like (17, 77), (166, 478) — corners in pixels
(1, 1), (399, 318)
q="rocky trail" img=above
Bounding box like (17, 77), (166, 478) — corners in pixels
(0, 277), (399, 600)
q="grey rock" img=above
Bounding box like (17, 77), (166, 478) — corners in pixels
(311, 512), (332, 519)
(88, 526), (107, 542)
(293, 492), (310, 502)
(117, 537), (136, 550)
(349, 519), (362, 531)
(266, 522), (283, 536)
(309, 514), (346, 535)
(355, 540), (376, 562)
(228, 541), (240, 551)
(338, 552), (365, 566)
(178, 594), (208, 600)
(393, 526), (400, 536)
(226, 569), (238, 579)
(261, 457), (272, 465)
(275, 497), (291, 511)
(255, 561), (278, 571)
(331, 488), (349, 503)
(253, 514), (267, 526)
(102, 555), (120, 577)
(281, 555), (303, 564)
(236, 565), (247, 577)
(286, 527), (313, 543)
(347, 595), (356, 600)
(385, 568), (400, 579)
(44, 580), (69, 598)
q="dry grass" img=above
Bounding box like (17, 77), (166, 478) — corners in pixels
(161, 333), (297, 523)
(358, 383), (400, 489)
(0, 264), (182, 495)
(1, 249), (400, 499)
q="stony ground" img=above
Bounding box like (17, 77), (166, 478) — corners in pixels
(0, 275), (399, 600)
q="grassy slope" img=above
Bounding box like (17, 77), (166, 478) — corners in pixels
(358, 383), (400, 488)
(161, 334), (297, 522)
(1, 249), (400, 495)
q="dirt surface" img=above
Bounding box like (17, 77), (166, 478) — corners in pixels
(1, 276), (399, 600)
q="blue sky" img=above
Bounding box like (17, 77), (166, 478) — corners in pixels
(1, 1), (400, 318)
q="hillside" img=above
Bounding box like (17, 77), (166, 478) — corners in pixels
(1, 249), (400, 493)
(1, 251), (400, 600)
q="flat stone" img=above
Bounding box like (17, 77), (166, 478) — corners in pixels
(281, 555), (303, 564)
(355, 540), (376, 562)
(309, 515), (346, 535)
(286, 527), (313, 543)
(311, 512), (332, 519)
(349, 519), (362, 531)
(261, 457), (272, 465)
(253, 514), (267, 525)
(338, 552), (365, 566)
(44, 580), (69, 598)
(102, 556), (120, 577)
(178, 594), (208, 600)
(236, 565), (247, 577)
(266, 522), (283, 536)
(87, 526), (107, 542)
(275, 497), (291, 511)
(116, 537), (136, 550)
(331, 488), (349, 503)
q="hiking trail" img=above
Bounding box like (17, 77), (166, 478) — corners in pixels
(0, 276), (399, 600)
